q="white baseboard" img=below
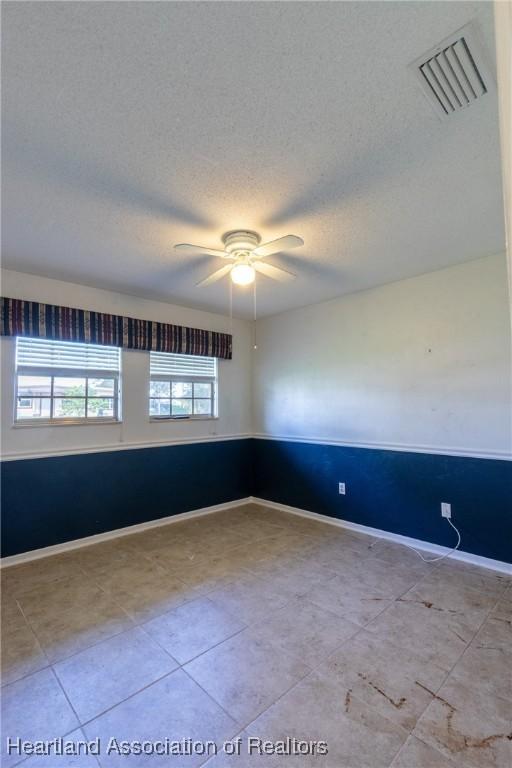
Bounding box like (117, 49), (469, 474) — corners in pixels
(3, 494), (510, 576)
(250, 497), (512, 576)
(0, 497), (252, 568)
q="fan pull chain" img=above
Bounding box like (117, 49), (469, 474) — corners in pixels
(253, 277), (258, 350)
(229, 279), (233, 338)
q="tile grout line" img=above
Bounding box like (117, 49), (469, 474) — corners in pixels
(403, 584), (507, 753)
(48, 665), (84, 745)
(68, 666), (190, 732)
(138, 617), (249, 669)
(183, 657), (316, 743)
(5, 536), (507, 652)
(6, 550), (300, 686)
(388, 732), (458, 768)
(3, 503), (510, 768)
(288, 570), (432, 737)
(186, 583), (383, 749)
(77, 556), (503, 753)
(33, 605), (307, 754)
(5, 534), (505, 690)
(45, 621), (255, 735)
(181, 666), (249, 733)
(283, 555), (497, 753)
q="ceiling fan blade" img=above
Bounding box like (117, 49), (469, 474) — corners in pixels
(196, 264), (233, 287)
(254, 261), (296, 282)
(252, 235), (304, 258)
(175, 244), (232, 259)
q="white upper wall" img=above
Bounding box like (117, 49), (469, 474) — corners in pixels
(2, 254), (511, 460)
(1, 269), (253, 458)
(253, 254), (511, 458)
(494, 0), (512, 305)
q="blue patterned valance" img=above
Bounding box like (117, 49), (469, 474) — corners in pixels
(0, 297), (232, 359)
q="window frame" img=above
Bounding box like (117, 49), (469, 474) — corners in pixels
(14, 341), (122, 427)
(149, 356), (218, 421)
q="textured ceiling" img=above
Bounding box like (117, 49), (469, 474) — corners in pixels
(1, 1), (505, 318)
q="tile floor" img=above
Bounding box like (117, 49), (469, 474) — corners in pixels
(1, 503), (511, 767)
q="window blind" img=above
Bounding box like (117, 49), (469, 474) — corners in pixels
(150, 352), (216, 378)
(16, 338), (120, 372)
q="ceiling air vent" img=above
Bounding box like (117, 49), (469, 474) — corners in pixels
(411, 23), (492, 118)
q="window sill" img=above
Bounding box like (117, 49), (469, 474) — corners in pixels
(149, 416), (219, 423)
(13, 419), (122, 428)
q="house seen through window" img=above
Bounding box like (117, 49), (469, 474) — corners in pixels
(149, 352), (217, 418)
(15, 337), (121, 423)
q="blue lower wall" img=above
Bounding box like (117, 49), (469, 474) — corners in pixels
(252, 439), (512, 564)
(1, 439), (253, 557)
(2, 436), (511, 563)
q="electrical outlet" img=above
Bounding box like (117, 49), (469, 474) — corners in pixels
(441, 502), (451, 519)
(338, 482), (346, 495)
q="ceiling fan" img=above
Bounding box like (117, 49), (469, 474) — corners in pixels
(174, 230), (304, 286)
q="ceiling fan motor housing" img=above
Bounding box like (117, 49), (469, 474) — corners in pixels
(222, 230), (261, 256)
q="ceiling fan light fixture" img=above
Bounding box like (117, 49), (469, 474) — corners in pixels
(230, 263), (255, 285)
(178, 229), (303, 288)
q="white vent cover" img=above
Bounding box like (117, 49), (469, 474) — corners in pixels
(411, 24), (492, 118)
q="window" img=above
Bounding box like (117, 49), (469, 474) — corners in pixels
(15, 337), (121, 424)
(149, 352), (217, 419)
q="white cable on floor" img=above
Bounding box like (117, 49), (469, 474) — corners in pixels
(369, 517), (461, 563)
